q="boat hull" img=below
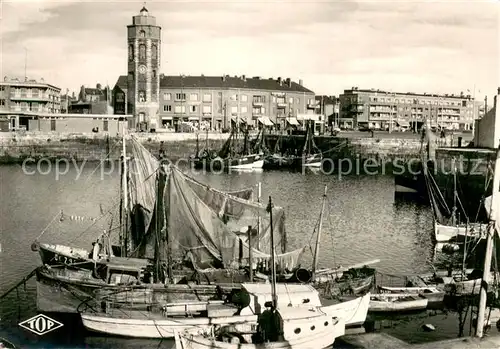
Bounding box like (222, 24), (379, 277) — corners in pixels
(302, 155), (322, 168)
(37, 243), (93, 267)
(434, 222), (488, 242)
(369, 295), (428, 312)
(378, 286), (444, 304)
(321, 293), (370, 327)
(174, 319), (343, 349)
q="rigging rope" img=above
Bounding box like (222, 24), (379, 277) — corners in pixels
(33, 210), (63, 241)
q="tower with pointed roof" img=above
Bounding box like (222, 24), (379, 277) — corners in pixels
(127, 5), (161, 130)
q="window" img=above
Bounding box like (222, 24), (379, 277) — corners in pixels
(139, 44), (146, 60)
(261, 107), (266, 114)
(163, 105), (172, 112)
(0, 99), (5, 106)
(138, 91), (146, 102)
(153, 70), (157, 78)
(277, 97), (285, 104)
(253, 96), (265, 103)
(241, 106), (248, 113)
(103, 120), (109, 132)
(164, 93), (171, 100)
(151, 45), (157, 60)
(289, 97), (294, 104)
(190, 105), (197, 113)
(203, 93), (211, 102)
(174, 105), (186, 113)
(241, 95), (248, 102)
(295, 98), (299, 104)
(230, 94), (238, 101)
(128, 44), (134, 61)
(50, 119), (56, 131)
(202, 105), (212, 114)
(190, 93), (198, 101)
(272, 96), (276, 103)
(231, 106), (238, 114)
(139, 30), (146, 38)
(176, 93), (186, 100)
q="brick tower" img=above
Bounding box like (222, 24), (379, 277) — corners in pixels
(127, 6), (161, 131)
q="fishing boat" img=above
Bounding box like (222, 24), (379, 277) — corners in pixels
(368, 293), (428, 312)
(377, 286), (445, 304)
(79, 282), (357, 339)
(193, 127), (263, 171)
(424, 160), (488, 242)
(36, 135), (301, 313)
(174, 306), (344, 349)
(301, 121), (322, 168)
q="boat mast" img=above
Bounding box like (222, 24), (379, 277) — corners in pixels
(312, 186), (328, 281)
(121, 132), (129, 257)
(476, 146), (500, 337)
(268, 196), (277, 308)
(452, 159), (457, 226)
(257, 182), (262, 251)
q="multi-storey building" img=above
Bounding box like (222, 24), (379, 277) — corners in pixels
(114, 74), (315, 131)
(339, 87), (480, 131)
(70, 84), (112, 114)
(112, 7), (316, 131)
(0, 76), (61, 130)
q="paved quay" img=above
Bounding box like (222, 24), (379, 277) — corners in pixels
(336, 333), (500, 349)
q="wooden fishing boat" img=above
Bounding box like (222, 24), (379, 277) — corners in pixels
(174, 306), (344, 349)
(434, 222), (487, 242)
(368, 293), (428, 312)
(377, 286), (445, 304)
(301, 121), (322, 168)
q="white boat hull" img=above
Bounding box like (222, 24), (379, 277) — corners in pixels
(80, 295), (364, 338)
(228, 158), (264, 170)
(434, 222), (487, 242)
(322, 293), (370, 327)
(369, 294), (428, 312)
(174, 318), (344, 349)
(80, 313), (259, 339)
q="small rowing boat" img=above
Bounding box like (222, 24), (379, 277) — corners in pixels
(369, 293), (428, 313)
(377, 286), (445, 304)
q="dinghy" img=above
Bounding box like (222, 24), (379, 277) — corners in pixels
(174, 306), (344, 349)
(378, 286), (445, 304)
(369, 293), (428, 312)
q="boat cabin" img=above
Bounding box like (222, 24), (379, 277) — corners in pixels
(98, 257), (150, 284)
(239, 283), (322, 315)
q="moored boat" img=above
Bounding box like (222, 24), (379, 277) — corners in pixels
(174, 306), (344, 349)
(368, 293), (428, 312)
(377, 286), (445, 304)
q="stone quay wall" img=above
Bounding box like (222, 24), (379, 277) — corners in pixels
(0, 131), (424, 164)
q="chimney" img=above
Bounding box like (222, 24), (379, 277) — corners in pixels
(222, 75), (226, 81)
(299, 79), (303, 86)
(277, 77), (282, 86)
(286, 78), (291, 87)
(242, 75), (246, 81)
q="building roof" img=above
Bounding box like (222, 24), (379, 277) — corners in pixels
(115, 75), (128, 90)
(113, 75), (314, 93)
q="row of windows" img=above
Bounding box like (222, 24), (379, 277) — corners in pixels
(368, 97), (468, 107)
(162, 93), (305, 104)
(128, 44), (158, 61)
(160, 104), (303, 116)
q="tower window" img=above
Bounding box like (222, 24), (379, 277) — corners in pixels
(152, 45), (157, 60)
(128, 72), (134, 80)
(153, 70), (157, 78)
(139, 30), (146, 38)
(128, 44), (134, 61)
(139, 44), (146, 60)
(139, 91), (146, 103)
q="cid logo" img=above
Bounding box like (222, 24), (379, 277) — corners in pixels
(19, 314), (63, 336)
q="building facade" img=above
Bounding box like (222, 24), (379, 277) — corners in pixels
(0, 76), (61, 130)
(112, 7), (316, 132)
(126, 6), (161, 131)
(69, 84), (113, 114)
(339, 87), (480, 131)
(314, 95), (339, 128)
(114, 74), (315, 132)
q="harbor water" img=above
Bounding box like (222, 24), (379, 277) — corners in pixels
(0, 162), (481, 348)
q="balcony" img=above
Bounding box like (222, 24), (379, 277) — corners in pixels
(307, 102), (319, 109)
(277, 103), (287, 108)
(10, 93), (49, 101)
(252, 101), (264, 107)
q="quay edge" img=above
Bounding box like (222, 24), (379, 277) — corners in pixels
(336, 333), (500, 349)
(0, 132), (423, 166)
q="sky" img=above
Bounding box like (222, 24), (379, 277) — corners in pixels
(1, 0), (498, 101)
